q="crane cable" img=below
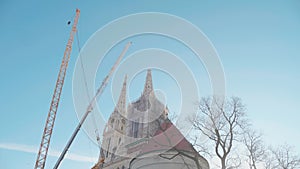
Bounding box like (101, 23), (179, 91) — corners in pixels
(75, 28), (102, 150)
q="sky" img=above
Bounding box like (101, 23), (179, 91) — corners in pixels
(0, 0), (300, 169)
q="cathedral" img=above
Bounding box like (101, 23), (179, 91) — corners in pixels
(92, 70), (209, 169)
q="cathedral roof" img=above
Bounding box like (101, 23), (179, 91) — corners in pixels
(139, 119), (199, 156)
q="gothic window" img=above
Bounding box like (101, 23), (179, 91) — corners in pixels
(118, 138), (121, 144)
(121, 125), (123, 131)
(100, 148), (105, 158)
(132, 121), (139, 138)
(111, 147), (116, 161)
(106, 138), (111, 158)
(122, 166), (125, 169)
(110, 118), (115, 127)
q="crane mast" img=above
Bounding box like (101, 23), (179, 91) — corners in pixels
(34, 9), (80, 169)
(53, 42), (132, 169)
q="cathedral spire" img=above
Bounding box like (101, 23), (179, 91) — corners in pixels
(143, 69), (154, 97)
(114, 75), (127, 114)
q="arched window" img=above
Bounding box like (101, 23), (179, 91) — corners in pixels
(106, 138), (111, 158)
(111, 147), (116, 161)
(132, 121), (139, 138)
(110, 118), (115, 128)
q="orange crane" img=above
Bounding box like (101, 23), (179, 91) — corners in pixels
(34, 9), (80, 169)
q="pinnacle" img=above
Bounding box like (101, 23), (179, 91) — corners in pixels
(114, 75), (127, 114)
(143, 69), (154, 97)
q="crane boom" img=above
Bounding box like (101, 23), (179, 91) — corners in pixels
(34, 9), (80, 169)
(53, 42), (132, 169)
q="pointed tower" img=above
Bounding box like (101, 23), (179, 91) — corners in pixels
(100, 75), (127, 164)
(114, 75), (127, 116)
(143, 69), (154, 97)
(94, 70), (210, 169)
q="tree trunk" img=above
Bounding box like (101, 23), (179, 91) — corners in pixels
(221, 158), (226, 169)
(253, 164), (257, 169)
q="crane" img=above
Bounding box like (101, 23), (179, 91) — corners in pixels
(34, 9), (80, 169)
(53, 42), (132, 169)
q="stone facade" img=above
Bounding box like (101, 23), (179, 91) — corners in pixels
(92, 70), (209, 169)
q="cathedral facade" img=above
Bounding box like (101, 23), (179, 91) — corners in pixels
(92, 70), (209, 169)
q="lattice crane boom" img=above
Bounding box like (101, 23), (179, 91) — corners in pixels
(34, 9), (80, 169)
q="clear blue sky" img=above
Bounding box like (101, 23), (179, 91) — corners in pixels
(0, 0), (299, 169)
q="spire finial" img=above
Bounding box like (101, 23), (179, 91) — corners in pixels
(143, 69), (154, 97)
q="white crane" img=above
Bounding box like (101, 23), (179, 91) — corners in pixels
(53, 42), (132, 169)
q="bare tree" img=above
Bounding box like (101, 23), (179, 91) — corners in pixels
(263, 149), (276, 169)
(190, 96), (247, 169)
(243, 129), (265, 169)
(269, 144), (300, 169)
(189, 134), (212, 158)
